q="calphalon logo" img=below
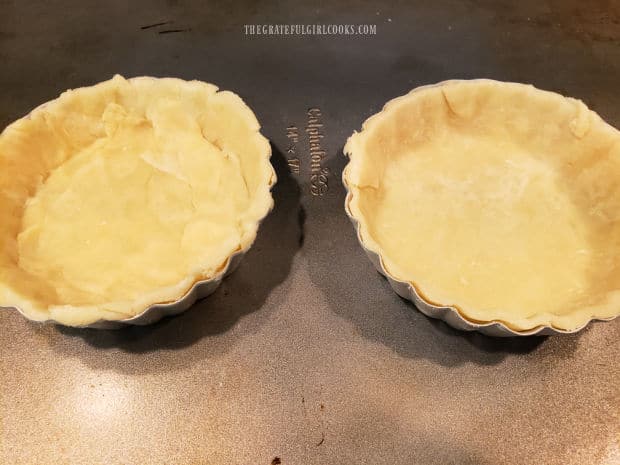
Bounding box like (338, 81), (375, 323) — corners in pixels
(306, 108), (329, 196)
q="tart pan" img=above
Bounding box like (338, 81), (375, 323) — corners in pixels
(0, 76), (276, 328)
(343, 80), (620, 336)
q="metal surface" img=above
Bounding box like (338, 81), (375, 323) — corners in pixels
(343, 79), (620, 337)
(1, 1), (619, 464)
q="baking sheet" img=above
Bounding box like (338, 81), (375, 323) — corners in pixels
(1, 1), (619, 464)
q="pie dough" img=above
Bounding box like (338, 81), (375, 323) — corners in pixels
(0, 75), (274, 326)
(344, 80), (620, 331)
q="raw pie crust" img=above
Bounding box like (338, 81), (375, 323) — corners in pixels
(0, 75), (274, 326)
(344, 80), (620, 331)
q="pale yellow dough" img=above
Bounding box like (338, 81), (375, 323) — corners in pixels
(0, 75), (274, 326)
(344, 80), (620, 331)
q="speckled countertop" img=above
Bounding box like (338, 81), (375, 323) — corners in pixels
(1, 1), (619, 464)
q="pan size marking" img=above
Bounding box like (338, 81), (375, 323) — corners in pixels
(286, 125), (301, 174)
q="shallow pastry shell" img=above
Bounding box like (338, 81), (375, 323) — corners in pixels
(1, 76), (276, 328)
(342, 79), (619, 336)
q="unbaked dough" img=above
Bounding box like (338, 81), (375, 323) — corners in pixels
(0, 75), (274, 326)
(344, 80), (620, 331)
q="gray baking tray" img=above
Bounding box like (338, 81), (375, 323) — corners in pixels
(1, 1), (619, 464)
